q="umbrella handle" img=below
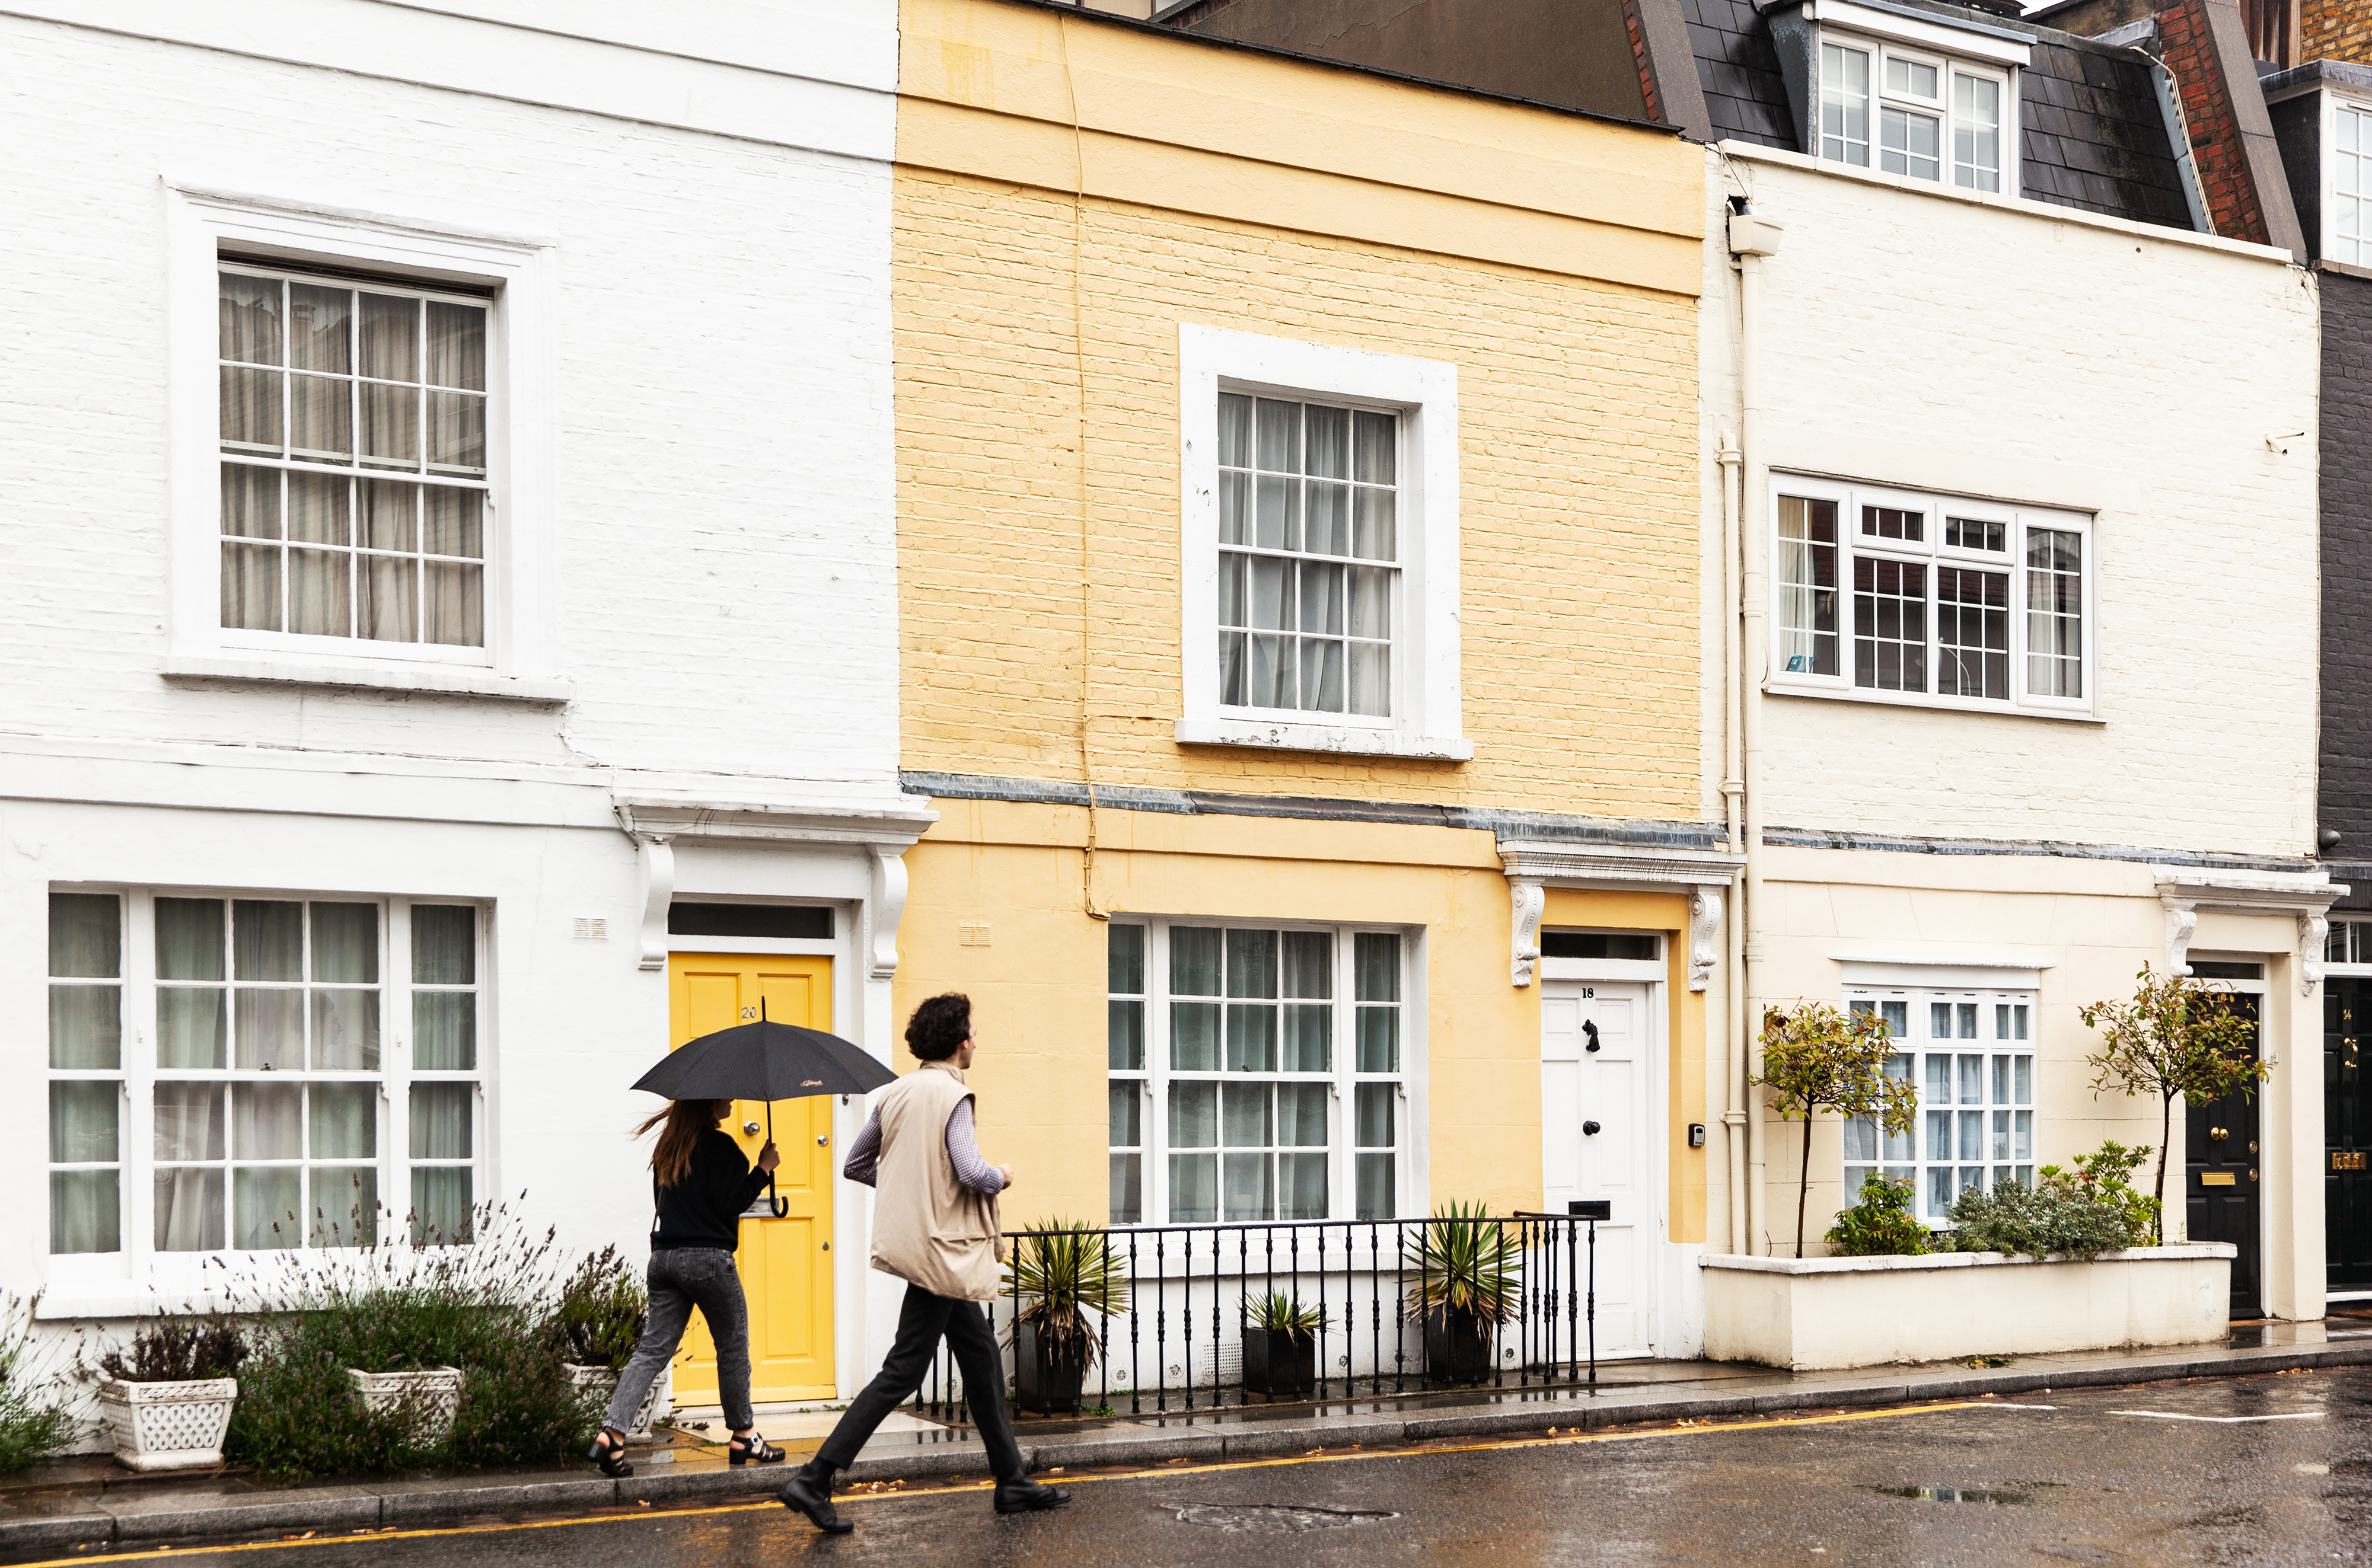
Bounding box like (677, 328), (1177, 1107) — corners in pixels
(767, 1097), (789, 1219)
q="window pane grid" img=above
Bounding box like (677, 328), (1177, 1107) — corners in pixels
(1819, 39), (2008, 191)
(1217, 393), (1397, 720)
(1781, 490), (2086, 707)
(218, 269), (488, 648)
(1847, 991), (2035, 1224)
(50, 889), (483, 1259)
(1112, 922), (1405, 1225)
(2337, 106), (2372, 266)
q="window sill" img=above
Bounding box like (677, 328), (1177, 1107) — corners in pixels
(1764, 682), (2103, 725)
(1174, 717), (1474, 761)
(164, 655), (573, 704)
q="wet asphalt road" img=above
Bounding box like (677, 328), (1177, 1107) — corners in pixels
(35, 1368), (2372, 1567)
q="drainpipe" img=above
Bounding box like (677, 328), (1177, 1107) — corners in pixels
(1718, 427), (1745, 1255)
(1728, 202), (1784, 1256)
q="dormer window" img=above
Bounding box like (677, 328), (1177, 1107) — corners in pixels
(1819, 34), (2010, 193)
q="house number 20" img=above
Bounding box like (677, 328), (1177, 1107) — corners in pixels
(741, 1006), (759, 1019)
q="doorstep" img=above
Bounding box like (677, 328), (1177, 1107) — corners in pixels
(7, 1332), (2372, 1556)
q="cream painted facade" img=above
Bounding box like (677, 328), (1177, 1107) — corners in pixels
(1697, 139), (2334, 1322)
(887, 0), (1725, 1364)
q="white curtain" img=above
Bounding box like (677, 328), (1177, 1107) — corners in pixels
(155, 1084), (225, 1253)
(49, 1082), (120, 1255)
(157, 898), (227, 1069)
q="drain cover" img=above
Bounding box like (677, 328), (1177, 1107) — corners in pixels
(1165, 1502), (1399, 1533)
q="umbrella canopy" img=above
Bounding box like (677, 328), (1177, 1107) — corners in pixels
(630, 1018), (897, 1104)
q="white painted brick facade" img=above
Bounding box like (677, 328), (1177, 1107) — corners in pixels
(0, 1), (911, 1400)
(1700, 147), (2322, 857)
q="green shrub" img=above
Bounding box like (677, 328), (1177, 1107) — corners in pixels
(0, 1294), (78, 1473)
(1401, 1202), (1520, 1325)
(449, 1334), (604, 1469)
(1824, 1174), (1933, 1257)
(224, 1195), (598, 1479)
(2048, 1140), (2160, 1250)
(1946, 1176), (2130, 1260)
(1244, 1291), (1324, 1336)
(542, 1248), (645, 1371)
(98, 1315), (248, 1384)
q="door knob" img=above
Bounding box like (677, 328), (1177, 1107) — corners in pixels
(742, 1120), (762, 1136)
(817, 1135), (830, 1147)
(2210, 1127), (2229, 1141)
(1583, 1120), (1602, 1136)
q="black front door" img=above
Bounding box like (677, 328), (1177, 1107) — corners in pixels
(2330, 978), (2372, 1290)
(2185, 991), (2262, 1318)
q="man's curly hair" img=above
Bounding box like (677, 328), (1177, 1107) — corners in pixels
(905, 993), (972, 1062)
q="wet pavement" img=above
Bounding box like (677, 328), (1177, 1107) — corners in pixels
(17, 1366), (2370, 1567)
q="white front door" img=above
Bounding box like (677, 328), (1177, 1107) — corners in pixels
(1541, 980), (1654, 1358)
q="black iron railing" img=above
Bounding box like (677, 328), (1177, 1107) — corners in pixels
(910, 1213), (1608, 1422)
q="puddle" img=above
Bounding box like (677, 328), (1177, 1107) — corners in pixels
(1869, 1484), (2035, 1505)
(1165, 1501), (1399, 1532)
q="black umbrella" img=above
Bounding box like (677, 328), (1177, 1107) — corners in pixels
(631, 1000), (897, 1216)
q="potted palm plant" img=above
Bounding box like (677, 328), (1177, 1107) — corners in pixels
(544, 1248), (668, 1439)
(1241, 1292), (1323, 1400)
(1005, 1219), (1130, 1415)
(93, 1316), (248, 1472)
(1403, 1202), (1519, 1385)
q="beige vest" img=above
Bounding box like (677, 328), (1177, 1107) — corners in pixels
(868, 1061), (1005, 1302)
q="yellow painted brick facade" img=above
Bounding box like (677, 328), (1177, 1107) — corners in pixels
(890, 0), (1714, 1250)
(894, 0), (1706, 817)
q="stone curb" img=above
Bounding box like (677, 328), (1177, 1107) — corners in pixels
(5, 1342), (2365, 1551)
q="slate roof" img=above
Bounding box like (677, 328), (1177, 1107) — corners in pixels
(1686, 0), (2197, 229)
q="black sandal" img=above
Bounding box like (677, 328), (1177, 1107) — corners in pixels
(587, 1427), (633, 1478)
(730, 1432), (786, 1465)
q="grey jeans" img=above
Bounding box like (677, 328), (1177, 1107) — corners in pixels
(604, 1247), (753, 1435)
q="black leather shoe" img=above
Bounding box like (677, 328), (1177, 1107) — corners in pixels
(994, 1477), (1072, 1514)
(779, 1471), (853, 1534)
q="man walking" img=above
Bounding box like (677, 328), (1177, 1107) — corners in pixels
(779, 993), (1070, 1533)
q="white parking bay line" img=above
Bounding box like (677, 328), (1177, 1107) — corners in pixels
(1964, 1403), (2057, 1410)
(2110, 1410), (2326, 1423)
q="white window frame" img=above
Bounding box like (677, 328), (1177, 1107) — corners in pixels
(1177, 324), (1468, 761)
(165, 184), (566, 702)
(2325, 90), (2372, 267)
(1808, 7), (2024, 199)
(43, 885), (489, 1299)
(1107, 918), (1427, 1228)
(1765, 475), (2097, 720)
(1845, 985), (2038, 1228)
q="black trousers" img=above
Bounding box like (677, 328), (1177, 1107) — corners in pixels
(815, 1282), (1024, 1480)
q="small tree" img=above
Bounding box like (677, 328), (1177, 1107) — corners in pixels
(2078, 965), (2268, 1243)
(1754, 1002), (1920, 1258)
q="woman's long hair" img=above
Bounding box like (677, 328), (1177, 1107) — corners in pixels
(636, 1098), (721, 1189)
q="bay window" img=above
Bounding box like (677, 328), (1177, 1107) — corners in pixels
(2330, 97), (2372, 267)
(1770, 480), (2092, 716)
(1846, 989), (2036, 1224)
(1108, 921), (1410, 1227)
(46, 890), (486, 1265)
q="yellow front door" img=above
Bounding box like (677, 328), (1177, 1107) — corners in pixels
(666, 953), (836, 1404)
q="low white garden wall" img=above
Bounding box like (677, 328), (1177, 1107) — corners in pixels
(1700, 1245), (2235, 1371)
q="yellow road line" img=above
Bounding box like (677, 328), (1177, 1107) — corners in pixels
(15, 1401), (1993, 1567)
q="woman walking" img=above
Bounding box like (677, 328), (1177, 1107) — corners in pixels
(586, 1097), (788, 1477)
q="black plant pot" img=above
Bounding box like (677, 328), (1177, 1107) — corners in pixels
(1242, 1327), (1316, 1400)
(1423, 1307), (1494, 1386)
(1015, 1320), (1088, 1415)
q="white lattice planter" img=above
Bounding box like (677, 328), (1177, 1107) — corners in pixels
(346, 1366), (463, 1441)
(565, 1363), (671, 1441)
(97, 1377), (237, 1472)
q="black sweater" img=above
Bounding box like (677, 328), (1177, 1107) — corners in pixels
(650, 1131), (770, 1251)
